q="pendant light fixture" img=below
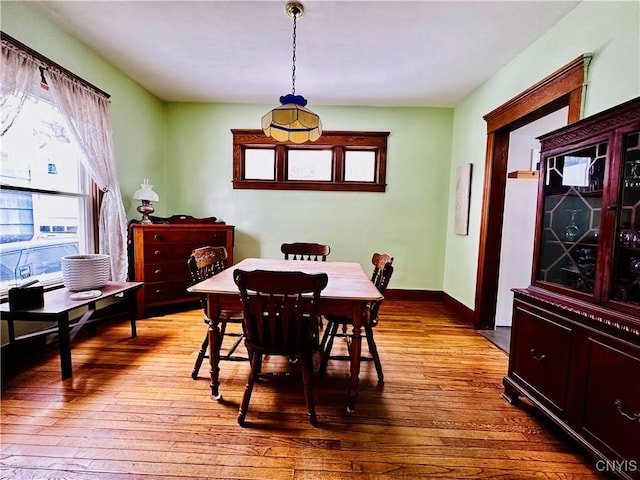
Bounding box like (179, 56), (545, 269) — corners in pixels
(261, 2), (322, 144)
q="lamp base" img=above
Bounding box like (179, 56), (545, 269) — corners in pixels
(137, 201), (155, 224)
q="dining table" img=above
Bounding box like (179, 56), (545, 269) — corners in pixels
(187, 257), (383, 412)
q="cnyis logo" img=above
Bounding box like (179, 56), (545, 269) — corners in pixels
(595, 459), (638, 473)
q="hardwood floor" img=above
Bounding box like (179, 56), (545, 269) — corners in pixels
(1, 300), (602, 479)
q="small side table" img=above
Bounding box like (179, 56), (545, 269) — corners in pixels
(1, 281), (142, 379)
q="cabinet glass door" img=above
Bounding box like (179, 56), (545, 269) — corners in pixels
(536, 142), (606, 294)
(611, 130), (640, 306)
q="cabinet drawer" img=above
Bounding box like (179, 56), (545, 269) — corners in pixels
(143, 229), (227, 245)
(511, 304), (574, 412)
(143, 261), (191, 282)
(581, 336), (640, 469)
(144, 280), (197, 306)
(142, 243), (207, 263)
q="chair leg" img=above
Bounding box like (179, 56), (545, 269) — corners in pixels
(222, 333), (246, 360)
(319, 319), (332, 351)
(191, 331), (209, 380)
(302, 353), (317, 425)
(317, 321), (340, 378)
(238, 353), (261, 426)
(364, 324), (384, 383)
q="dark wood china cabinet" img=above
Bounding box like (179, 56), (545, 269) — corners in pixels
(503, 97), (640, 480)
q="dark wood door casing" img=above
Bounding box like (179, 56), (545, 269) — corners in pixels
(474, 55), (591, 329)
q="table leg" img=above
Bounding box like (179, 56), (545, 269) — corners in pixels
(135, 286), (145, 321)
(207, 294), (223, 400)
(347, 303), (365, 412)
(57, 314), (72, 380)
(127, 289), (138, 337)
(7, 317), (17, 375)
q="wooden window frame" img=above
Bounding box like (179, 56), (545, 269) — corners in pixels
(232, 129), (389, 192)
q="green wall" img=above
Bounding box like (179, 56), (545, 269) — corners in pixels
(444, 0), (640, 309)
(1, 1), (166, 218)
(165, 103), (453, 288)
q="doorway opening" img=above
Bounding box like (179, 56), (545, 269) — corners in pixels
(473, 55), (591, 335)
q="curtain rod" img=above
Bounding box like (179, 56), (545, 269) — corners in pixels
(1, 31), (111, 99)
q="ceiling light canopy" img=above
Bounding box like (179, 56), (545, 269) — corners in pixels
(261, 2), (322, 144)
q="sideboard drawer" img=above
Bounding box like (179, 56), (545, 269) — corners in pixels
(143, 261), (191, 282)
(143, 280), (196, 305)
(141, 243), (204, 264)
(510, 303), (574, 413)
(143, 229), (227, 245)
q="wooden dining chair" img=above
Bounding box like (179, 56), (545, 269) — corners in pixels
(281, 242), (330, 335)
(317, 253), (394, 383)
(188, 246), (246, 380)
(281, 242), (331, 261)
(233, 268), (328, 426)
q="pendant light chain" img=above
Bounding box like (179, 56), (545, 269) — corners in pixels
(291, 9), (297, 95)
(261, 2), (322, 143)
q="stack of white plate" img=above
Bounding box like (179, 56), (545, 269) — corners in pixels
(61, 254), (111, 292)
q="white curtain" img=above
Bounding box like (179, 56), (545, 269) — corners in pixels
(1, 39), (128, 282)
(0, 41), (40, 136)
(46, 70), (128, 282)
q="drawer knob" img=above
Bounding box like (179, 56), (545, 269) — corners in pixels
(155, 289), (162, 295)
(154, 234), (162, 240)
(154, 269), (162, 275)
(530, 349), (546, 362)
(154, 250), (161, 256)
(614, 399), (640, 422)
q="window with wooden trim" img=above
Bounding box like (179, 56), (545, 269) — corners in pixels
(232, 130), (389, 192)
(0, 33), (105, 294)
(0, 88), (94, 293)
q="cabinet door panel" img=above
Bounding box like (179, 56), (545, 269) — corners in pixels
(536, 141), (605, 299)
(581, 336), (640, 468)
(511, 303), (574, 412)
(609, 129), (640, 310)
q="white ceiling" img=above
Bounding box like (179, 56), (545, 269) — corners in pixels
(27, 0), (581, 107)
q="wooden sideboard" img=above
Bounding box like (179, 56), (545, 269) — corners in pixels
(503, 98), (640, 480)
(128, 215), (234, 317)
(505, 288), (639, 479)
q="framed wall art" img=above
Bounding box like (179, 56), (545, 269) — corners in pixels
(455, 163), (473, 235)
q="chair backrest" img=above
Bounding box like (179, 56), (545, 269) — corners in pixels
(371, 253), (393, 286)
(233, 269), (328, 353)
(369, 253), (394, 325)
(188, 246), (229, 314)
(188, 246), (228, 283)
(281, 242), (331, 261)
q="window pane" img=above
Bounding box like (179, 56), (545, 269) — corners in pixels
(345, 151), (376, 182)
(0, 234), (80, 288)
(1, 96), (83, 193)
(245, 148), (275, 180)
(0, 92), (91, 293)
(288, 150), (332, 181)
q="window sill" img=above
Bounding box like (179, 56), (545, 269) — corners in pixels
(233, 180), (386, 192)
